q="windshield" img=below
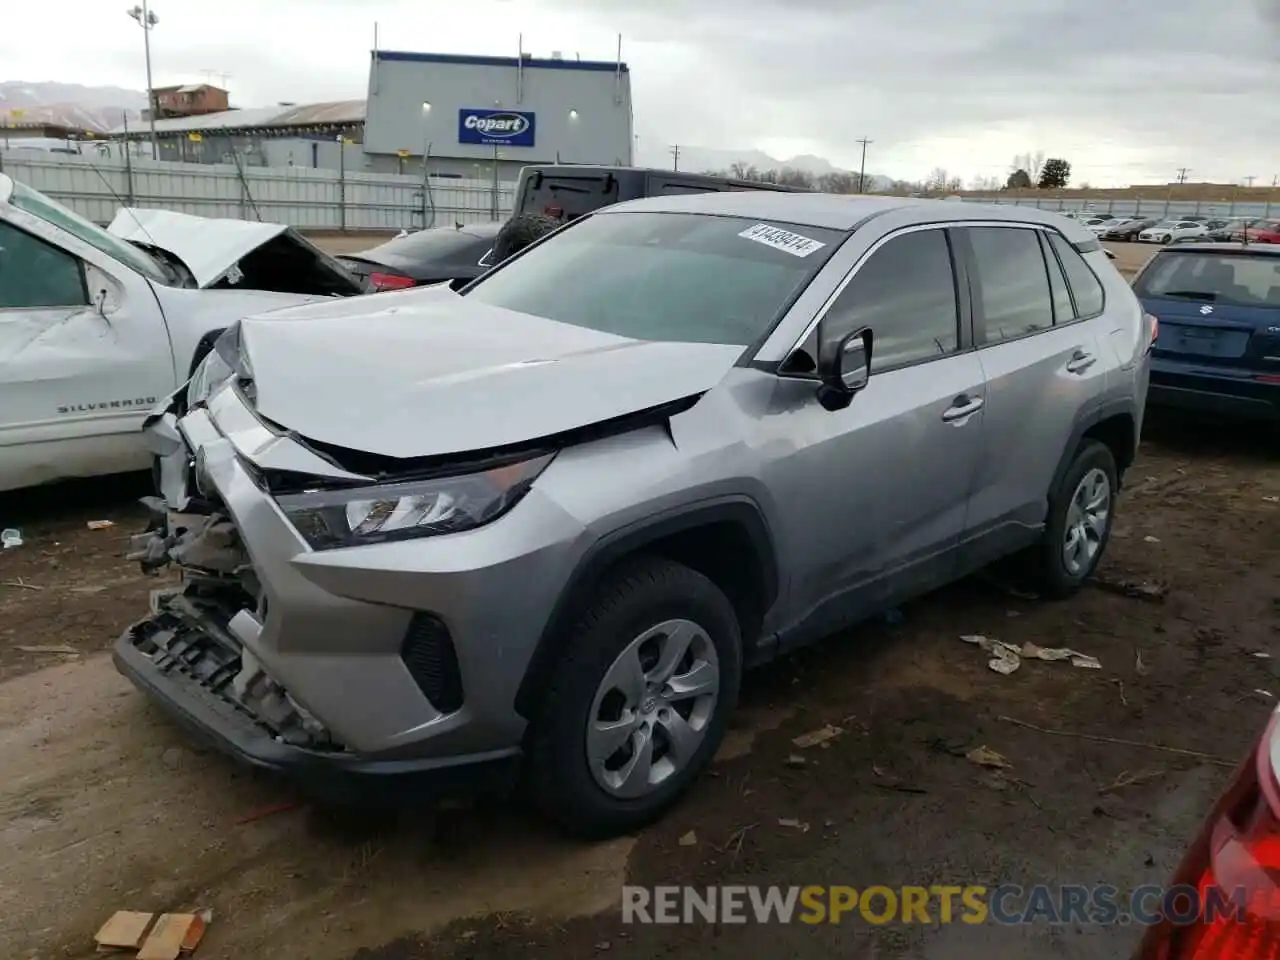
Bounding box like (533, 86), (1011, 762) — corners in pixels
(462, 211), (844, 345)
(1135, 252), (1280, 309)
(8, 181), (170, 284)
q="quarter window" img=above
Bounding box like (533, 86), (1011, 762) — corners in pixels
(1048, 233), (1105, 318)
(968, 226), (1054, 343)
(1039, 232), (1075, 324)
(0, 222), (87, 309)
(821, 229), (959, 372)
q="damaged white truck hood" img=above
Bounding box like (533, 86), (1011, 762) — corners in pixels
(108, 208), (289, 288)
(229, 287), (743, 461)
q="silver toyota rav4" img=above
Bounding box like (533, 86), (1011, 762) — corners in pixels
(116, 192), (1152, 838)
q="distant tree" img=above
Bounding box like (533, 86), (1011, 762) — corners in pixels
(924, 167), (950, 194)
(970, 175), (1001, 192)
(1039, 158), (1071, 189)
(1006, 168), (1033, 189)
(1012, 151), (1046, 182)
(1078, 181), (1092, 190)
(778, 168), (815, 189)
(945, 176), (964, 193)
(817, 171), (861, 194)
(730, 161), (752, 179)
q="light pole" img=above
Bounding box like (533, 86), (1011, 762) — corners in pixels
(126, 3), (160, 160)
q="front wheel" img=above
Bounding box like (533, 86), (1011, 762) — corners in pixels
(1028, 440), (1118, 599)
(525, 557), (742, 839)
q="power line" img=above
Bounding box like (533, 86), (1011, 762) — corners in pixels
(1175, 167), (1190, 184)
(855, 136), (873, 193)
(669, 144), (680, 172)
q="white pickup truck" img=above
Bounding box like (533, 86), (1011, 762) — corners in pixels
(0, 174), (364, 492)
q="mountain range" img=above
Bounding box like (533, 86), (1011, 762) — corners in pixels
(635, 142), (891, 189)
(0, 81), (145, 132)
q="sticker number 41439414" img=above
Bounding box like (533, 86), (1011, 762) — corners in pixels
(738, 223), (827, 258)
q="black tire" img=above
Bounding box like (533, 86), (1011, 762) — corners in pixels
(525, 557), (743, 839)
(1030, 440), (1119, 599)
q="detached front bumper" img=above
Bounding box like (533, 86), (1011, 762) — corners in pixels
(113, 622), (519, 802)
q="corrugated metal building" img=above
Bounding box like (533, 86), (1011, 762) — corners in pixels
(363, 50), (633, 181)
(107, 100), (366, 167)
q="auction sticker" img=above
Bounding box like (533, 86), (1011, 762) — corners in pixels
(738, 223), (827, 258)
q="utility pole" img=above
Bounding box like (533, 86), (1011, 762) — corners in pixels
(127, 2), (160, 160)
(1176, 167), (1190, 184)
(855, 136), (873, 193)
(1243, 175), (1257, 188)
(670, 144), (680, 172)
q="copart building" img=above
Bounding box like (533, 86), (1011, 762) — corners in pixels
(108, 47), (634, 183)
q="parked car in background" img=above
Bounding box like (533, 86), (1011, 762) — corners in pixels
(513, 164), (810, 224)
(117, 193), (1149, 838)
(1132, 242), (1280, 421)
(336, 222), (503, 292)
(0, 173), (363, 492)
(1133, 702), (1280, 957)
(1201, 218), (1256, 242)
(1139, 220), (1209, 244)
(1242, 219), (1280, 244)
(1089, 216), (1137, 236)
(1104, 217), (1160, 240)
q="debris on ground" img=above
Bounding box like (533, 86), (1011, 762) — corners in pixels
(1092, 575), (1168, 602)
(1253, 652), (1272, 660)
(4, 578), (43, 590)
(1143, 535), (1161, 543)
(1253, 689), (1275, 700)
(1100, 769), (1165, 793)
(678, 830), (698, 847)
(777, 817), (811, 833)
(965, 745), (1010, 769)
(95, 911), (154, 950)
(784, 754), (807, 768)
(792, 724), (842, 749)
(94, 909), (210, 957)
(87, 519), (117, 530)
(15, 644), (79, 656)
(999, 715), (1235, 767)
(961, 635), (1101, 674)
(1, 528), (22, 549)
(1135, 650), (1150, 676)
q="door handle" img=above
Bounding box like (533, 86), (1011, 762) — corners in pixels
(1066, 350), (1097, 374)
(942, 395), (984, 422)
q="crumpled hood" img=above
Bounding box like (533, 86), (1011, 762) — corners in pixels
(108, 207), (289, 288)
(235, 286), (743, 460)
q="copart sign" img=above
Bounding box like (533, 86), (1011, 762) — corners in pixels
(458, 109), (536, 147)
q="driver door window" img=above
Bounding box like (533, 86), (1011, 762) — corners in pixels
(0, 222), (88, 309)
(820, 228), (961, 372)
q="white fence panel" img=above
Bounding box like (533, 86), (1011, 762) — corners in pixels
(0, 151), (515, 230)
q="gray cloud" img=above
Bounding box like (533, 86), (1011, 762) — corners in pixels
(555, 0), (1280, 181)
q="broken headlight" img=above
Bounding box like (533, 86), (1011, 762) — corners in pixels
(276, 453), (554, 550)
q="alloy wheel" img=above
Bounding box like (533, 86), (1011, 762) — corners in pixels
(1062, 467), (1111, 577)
(586, 618), (720, 799)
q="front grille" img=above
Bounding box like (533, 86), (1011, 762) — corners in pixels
(400, 613), (465, 714)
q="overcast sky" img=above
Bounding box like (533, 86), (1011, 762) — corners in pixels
(6, 0), (1278, 186)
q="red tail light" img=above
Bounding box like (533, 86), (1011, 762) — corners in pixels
(1138, 708), (1280, 958)
(369, 272), (417, 292)
(543, 204), (564, 218)
(1255, 375), (1280, 385)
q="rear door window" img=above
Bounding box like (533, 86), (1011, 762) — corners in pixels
(1039, 233), (1075, 323)
(967, 226), (1054, 343)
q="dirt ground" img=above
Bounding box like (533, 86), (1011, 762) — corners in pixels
(1, 238), (1275, 958)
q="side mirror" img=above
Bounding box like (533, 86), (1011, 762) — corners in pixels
(817, 327), (873, 411)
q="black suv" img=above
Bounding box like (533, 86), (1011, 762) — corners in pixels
(514, 165), (810, 222)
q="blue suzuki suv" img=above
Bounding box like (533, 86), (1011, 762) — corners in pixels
(1133, 242), (1280, 420)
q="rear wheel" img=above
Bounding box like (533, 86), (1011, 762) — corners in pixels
(1028, 440), (1118, 598)
(525, 557), (742, 839)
